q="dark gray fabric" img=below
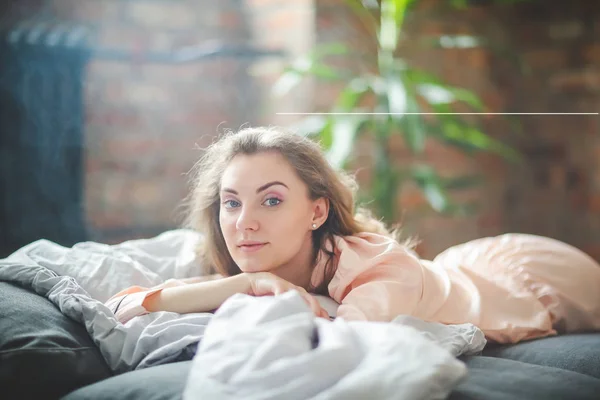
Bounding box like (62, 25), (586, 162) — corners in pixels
(450, 356), (600, 400)
(0, 281), (112, 400)
(62, 361), (191, 400)
(64, 353), (600, 400)
(482, 333), (600, 379)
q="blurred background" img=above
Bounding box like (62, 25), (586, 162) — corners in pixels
(0, 0), (598, 261)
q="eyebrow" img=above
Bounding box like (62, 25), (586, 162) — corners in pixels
(221, 181), (289, 195)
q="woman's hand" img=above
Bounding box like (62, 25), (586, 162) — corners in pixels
(243, 272), (329, 319)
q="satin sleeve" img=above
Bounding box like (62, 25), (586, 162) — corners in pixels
(327, 232), (426, 322)
(105, 279), (187, 324)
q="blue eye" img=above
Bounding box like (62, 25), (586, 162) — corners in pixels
(223, 200), (241, 209)
(263, 198), (281, 207)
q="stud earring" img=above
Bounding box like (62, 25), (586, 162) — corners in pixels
(312, 223), (317, 229)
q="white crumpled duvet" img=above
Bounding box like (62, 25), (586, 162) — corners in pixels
(0, 229), (486, 399)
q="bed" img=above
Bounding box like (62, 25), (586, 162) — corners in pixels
(2, 231), (599, 400)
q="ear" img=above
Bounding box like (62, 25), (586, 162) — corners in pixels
(310, 197), (329, 229)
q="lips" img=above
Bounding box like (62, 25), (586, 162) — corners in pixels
(237, 241), (268, 253)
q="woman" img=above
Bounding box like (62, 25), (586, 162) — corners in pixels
(106, 127), (600, 344)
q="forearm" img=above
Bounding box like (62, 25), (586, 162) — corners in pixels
(178, 274), (223, 284)
(143, 274), (250, 314)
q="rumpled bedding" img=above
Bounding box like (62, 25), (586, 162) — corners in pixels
(0, 229), (486, 399)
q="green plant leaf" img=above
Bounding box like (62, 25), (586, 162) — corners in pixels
(361, 0), (382, 9)
(406, 68), (485, 110)
(445, 202), (480, 217)
(271, 43), (350, 96)
(404, 68), (444, 85)
(465, 127), (521, 161)
(385, 70), (427, 153)
(325, 115), (369, 169)
(448, 88), (485, 110)
(311, 42), (351, 57)
(317, 119), (334, 151)
(337, 77), (372, 110)
(379, 0), (411, 51)
(441, 175), (483, 190)
(410, 166), (481, 215)
(372, 166), (401, 221)
(416, 84), (455, 104)
(410, 165), (451, 212)
(386, 73), (407, 115)
(379, 2), (399, 51)
(291, 115), (327, 134)
(418, 84), (485, 110)
(272, 63), (345, 96)
(438, 119), (520, 161)
(345, 0), (379, 36)
(437, 35), (486, 49)
(417, 33), (488, 49)
(400, 96), (427, 153)
(458, 0), (532, 8)
(291, 116), (334, 149)
(422, 182), (448, 213)
(272, 69), (303, 97)
(449, 0), (469, 9)
(312, 64), (344, 80)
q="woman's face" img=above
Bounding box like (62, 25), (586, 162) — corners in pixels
(219, 152), (326, 274)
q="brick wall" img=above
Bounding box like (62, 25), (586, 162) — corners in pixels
(39, 0), (313, 242)
(7, 0), (598, 259)
(315, 0), (600, 260)
(494, 1), (600, 261)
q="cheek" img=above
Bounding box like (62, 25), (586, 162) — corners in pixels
(270, 210), (310, 249)
(219, 212), (236, 244)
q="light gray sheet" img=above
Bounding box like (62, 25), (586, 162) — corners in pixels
(0, 230), (211, 372)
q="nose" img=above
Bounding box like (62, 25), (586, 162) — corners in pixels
(235, 207), (259, 231)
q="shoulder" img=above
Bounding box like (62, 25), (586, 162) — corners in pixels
(325, 232), (424, 302)
(333, 231), (417, 257)
(330, 231), (422, 276)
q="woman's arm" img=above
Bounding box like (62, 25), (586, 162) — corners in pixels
(177, 274), (224, 284)
(109, 272), (327, 324)
(143, 274), (249, 314)
(143, 272), (328, 317)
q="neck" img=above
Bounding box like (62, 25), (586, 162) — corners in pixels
(272, 234), (315, 291)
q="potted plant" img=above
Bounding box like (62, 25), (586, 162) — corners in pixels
(274, 0), (522, 224)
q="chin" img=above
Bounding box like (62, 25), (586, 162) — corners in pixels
(235, 258), (273, 274)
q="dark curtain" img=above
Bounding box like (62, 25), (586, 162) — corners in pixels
(0, 28), (91, 257)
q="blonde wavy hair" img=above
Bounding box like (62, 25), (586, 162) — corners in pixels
(185, 126), (407, 295)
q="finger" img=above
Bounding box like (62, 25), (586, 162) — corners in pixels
(252, 277), (283, 297)
(318, 308), (329, 319)
(315, 304), (329, 319)
(304, 294), (325, 316)
(273, 285), (284, 296)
